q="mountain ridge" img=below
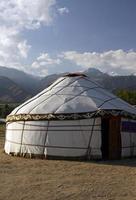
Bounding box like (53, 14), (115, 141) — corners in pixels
(0, 76), (31, 103)
(0, 66), (135, 103)
(0, 66), (40, 95)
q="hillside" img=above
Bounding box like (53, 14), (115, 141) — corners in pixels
(39, 73), (67, 90)
(0, 66), (135, 103)
(0, 76), (31, 103)
(0, 66), (40, 95)
(102, 75), (136, 91)
(39, 69), (136, 92)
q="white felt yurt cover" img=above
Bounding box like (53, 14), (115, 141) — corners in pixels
(6, 73), (136, 121)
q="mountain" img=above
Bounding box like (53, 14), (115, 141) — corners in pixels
(102, 75), (136, 92)
(0, 66), (135, 103)
(39, 68), (108, 90)
(84, 67), (109, 77)
(0, 76), (31, 103)
(84, 68), (110, 85)
(38, 68), (136, 92)
(39, 73), (67, 90)
(0, 66), (40, 95)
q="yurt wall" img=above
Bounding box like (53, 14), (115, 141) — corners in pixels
(121, 118), (136, 157)
(5, 118), (102, 159)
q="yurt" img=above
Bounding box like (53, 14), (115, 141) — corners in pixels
(5, 73), (136, 160)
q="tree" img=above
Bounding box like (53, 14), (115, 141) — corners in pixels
(115, 89), (136, 105)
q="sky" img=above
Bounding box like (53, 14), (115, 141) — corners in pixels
(0, 0), (136, 76)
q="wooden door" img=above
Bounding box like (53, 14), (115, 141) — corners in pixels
(108, 116), (121, 159)
(101, 117), (109, 160)
(101, 116), (121, 160)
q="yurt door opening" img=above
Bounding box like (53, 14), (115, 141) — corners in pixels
(101, 116), (121, 160)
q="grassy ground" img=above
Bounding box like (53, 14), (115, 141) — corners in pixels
(0, 125), (136, 200)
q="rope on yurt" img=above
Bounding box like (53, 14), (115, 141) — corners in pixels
(128, 118), (134, 157)
(86, 116), (96, 160)
(84, 76), (118, 99)
(42, 120), (50, 156)
(20, 121), (25, 156)
(28, 76), (82, 114)
(5, 122), (8, 148)
(14, 77), (67, 114)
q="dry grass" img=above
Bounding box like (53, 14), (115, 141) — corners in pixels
(0, 125), (136, 200)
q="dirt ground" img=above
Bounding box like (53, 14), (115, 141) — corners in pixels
(0, 125), (136, 200)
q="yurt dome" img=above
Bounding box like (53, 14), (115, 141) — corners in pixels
(5, 73), (136, 160)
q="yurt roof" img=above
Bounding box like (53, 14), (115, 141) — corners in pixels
(7, 73), (136, 121)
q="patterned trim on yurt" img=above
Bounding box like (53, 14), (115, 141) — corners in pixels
(6, 109), (136, 122)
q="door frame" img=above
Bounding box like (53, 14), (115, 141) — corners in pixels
(101, 115), (121, 160)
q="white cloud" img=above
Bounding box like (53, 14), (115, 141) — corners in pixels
(18, 40), (31, 58)
(31, 53), (62, 75)
(58, 7), (69, 15)
(0, 0), (57, 70)
(0, 0), (71, 76)
(0, 0), (134, 77)
(0, 26), (27, 68)
(36, 53), (61, 65)
(62, 50), (136, 75)
(30, 49), (136, 76)
(0, 0), (56, 30)
(31, 62), (40, 69)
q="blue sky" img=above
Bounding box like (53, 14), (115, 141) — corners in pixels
(0, 0), (136, 76)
